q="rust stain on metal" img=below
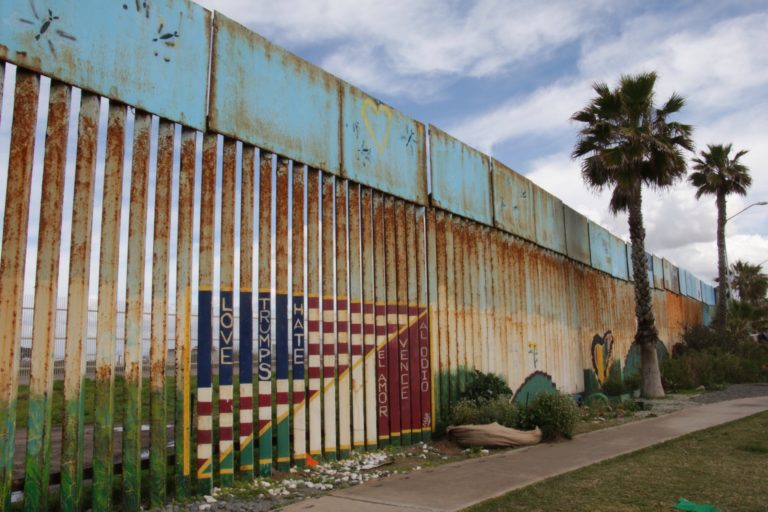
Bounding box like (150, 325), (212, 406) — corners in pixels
(61, 91), (100, 511)
(92, 101), (128, 511)
(120, 110), (151, 511)
(174, 127), (196, 495)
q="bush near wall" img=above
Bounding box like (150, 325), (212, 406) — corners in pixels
(661, 325), (768, 391)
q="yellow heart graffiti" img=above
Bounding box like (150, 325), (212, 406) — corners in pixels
(361, 98), (391, 153)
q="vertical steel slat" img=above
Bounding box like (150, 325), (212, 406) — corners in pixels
(257, 152), (273, 476)
(469, 224), (483, 376)
(415, 207), (432, 440)
(461, 219), (475, 381)
(347, 184), (365, 450)
(372, 193), (389, 446)
(0, 70), (38, 510)
(119, 111), (151, 512)
(174, 128), (196, 497)
(497, 235), (513, 386)
(360, 188), (377, 450)
(405, 205), (421, 438)
(305, 169), (322, 460)
(502, 237), (518, 387)
(275, 158), (290, 471)
(384, 197), (401, 445)
(483, 228), (497, 375)
(452, 217), (466, 394)
(444, 216), (458, 405)
(218, 138), (236, 486)
(434, 212), (449, 420)
(238, 145), (255, 477)
(492, 233), (507, 379)
(291, 163), (306, 467)
(476, 228), (490, 374)
(196, 133), (217, 493)
(320, 174), (337, 460)
(61, 92), (100, 512)
(149, 120), (174, 505)
(335, 180), (351, 457)
(22, 80), (71, 511)
(92, 102), (127, 510)
(424, 210), (440, 425)
(395, 202), (411, 444)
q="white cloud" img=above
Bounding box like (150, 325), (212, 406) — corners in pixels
(197, 0), (608, 101)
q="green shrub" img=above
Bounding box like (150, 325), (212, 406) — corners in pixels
(446, 396), (517, 427)
(461, 370), (513, 403)
(601, 370), (626, 396)
(661, 357), (694, 391)
(516, 393), (578, 441)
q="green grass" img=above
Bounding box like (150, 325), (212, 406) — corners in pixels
(466, 411), (768, 512)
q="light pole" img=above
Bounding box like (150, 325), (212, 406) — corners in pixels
(723, 201), (767, 299)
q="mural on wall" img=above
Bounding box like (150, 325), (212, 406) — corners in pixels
(623, 340), (670, 379)
(591, 331), (615, 384)
(513, 371), (557, 405)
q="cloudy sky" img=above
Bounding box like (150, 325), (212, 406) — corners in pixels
(198, 0), (768, 282)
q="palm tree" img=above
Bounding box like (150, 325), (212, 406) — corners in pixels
(689, 144), (752, 328)
(572, 72), (694, 398)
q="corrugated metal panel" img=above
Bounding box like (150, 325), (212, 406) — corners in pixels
(563, 205), (590, 265)
(610, 235), (628, 281)
(645, 252), (654, 286)
(533, 185), (566, 255)
(0, 0), (211, 130)
(588, 221), (612, 275)
(210, 14), (341, 173)
(652, 255), (664, 289)
(663, 258), (680, 294)
(491, 159), (536, 241)
(341, 84), (427, 205)
(428, 126), (492, 225)
(678, 268), (688, 297)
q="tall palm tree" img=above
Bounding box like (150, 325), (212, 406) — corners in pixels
(689, 144), (752, 328)
(572, 72), (694, 398)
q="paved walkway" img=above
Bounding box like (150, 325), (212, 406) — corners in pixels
(283, 396), (768, 512)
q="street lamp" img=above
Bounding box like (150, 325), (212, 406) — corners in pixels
(723, 201), (767, 300)
(726, 201), (768, 223)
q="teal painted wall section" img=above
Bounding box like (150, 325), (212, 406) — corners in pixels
(341, 83), (428, 205)
(0, 0), (211, 130)
(429, 125), (492, 225)
(209, 13), (342, 173)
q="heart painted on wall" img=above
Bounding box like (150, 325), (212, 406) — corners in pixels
(591, 331), (614, 384)
(361, 98), (391, 153)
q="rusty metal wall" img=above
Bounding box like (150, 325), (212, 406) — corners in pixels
(0, 4), (715, 509)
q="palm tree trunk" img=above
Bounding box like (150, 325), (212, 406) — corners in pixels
(715, 190), (728, 329)
(627, 184), (665, 398)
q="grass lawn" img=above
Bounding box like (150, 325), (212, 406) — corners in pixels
(466, 411), (768, 512)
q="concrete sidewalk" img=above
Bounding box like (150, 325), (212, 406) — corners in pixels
(282, 396), (768, 512)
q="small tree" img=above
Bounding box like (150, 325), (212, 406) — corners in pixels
(572, 72), (693, 398)
(689, 144), (752, 329)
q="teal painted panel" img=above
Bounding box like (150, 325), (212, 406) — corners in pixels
(563, 205), (590, 265)
(429, 126), (492, 225)
(341, 84), (427, 205)
(610, 234), (628, 280)
(209, 14), (341, 173)
(663, 258), (680, 294)
(652, 255), (664, 289)
(679, 268), (688, 296)
(626, 244), (634, 282)
(0, 0), (210, 130)
(588, 221), (612, 275)
(492, 159), (536, 241)
(533, 185), (566, 254)
(701, 283), (716, 305)
(646, 252), (654, 287)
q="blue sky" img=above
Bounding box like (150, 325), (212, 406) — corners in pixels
(198, 0), (768, 281)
